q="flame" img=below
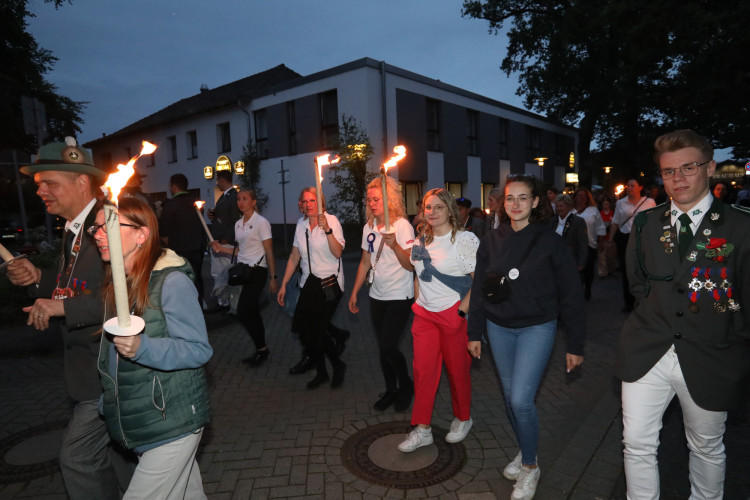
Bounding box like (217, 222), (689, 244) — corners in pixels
(615, 184), (625, 196)
(103, 141), (156, 205)
(315, 154), (340, 183)
(383, 145), (406, 173)
(195, 201), (205, 210)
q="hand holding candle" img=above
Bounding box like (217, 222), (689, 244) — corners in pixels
(194, 201), (214, 243)
(0, 242), (14, 262)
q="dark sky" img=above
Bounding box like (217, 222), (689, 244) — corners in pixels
(28, 0), (524, 144)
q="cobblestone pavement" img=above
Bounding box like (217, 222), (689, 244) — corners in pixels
(1, 253), (748, 499)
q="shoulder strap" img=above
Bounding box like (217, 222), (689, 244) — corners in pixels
(372, 237), (386, 270)
(515, 231), (543, 269)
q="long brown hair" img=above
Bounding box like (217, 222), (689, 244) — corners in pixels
(497, 174), (551, 225)
(102, 197), (165, 316)
(416, 188), (463, 245)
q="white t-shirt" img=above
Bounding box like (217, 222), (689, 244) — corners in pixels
(234, 211), (272, 267)
(411, 230), (479, 312)
(360, 217), (415, 301)
(612, 196), (656, 234)
(293, 213), (346, 290)
(573, 206), (606, 248)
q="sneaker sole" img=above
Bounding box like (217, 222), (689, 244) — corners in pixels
(397, 438), (433, 453)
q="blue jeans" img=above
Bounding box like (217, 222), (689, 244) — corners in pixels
(487, 319), (557, 466)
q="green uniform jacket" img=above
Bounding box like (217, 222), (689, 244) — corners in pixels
(615, 200), (750, 411)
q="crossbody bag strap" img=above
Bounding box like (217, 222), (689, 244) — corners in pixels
(622, 196), (649, 227)
(304, 229), (313, 277)
(372, 237), (386, 270)
(513, 231), (544, 270)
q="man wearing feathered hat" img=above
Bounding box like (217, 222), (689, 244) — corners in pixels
(6, 137), (131, 498)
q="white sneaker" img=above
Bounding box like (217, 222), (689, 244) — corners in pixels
(445, 417), (473, 443)
(503, 451), (523, 480)
(512, 466), (540, 500)
(397, 427), (433, 453)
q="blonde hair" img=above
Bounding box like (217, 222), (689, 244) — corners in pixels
(365, 176), (405, 226)
(299, 186), (325, 213)
(416, 188), (463, 245)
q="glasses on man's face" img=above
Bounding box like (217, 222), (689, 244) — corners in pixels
(87, 223), (140, 236)
(658, 161), (710, 180)
(424, 204), (447, 213)
(504, 195), (532, 205)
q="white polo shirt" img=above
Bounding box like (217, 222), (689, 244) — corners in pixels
(360, 217), (415, 301)
(234, 211), (272, 267)
(293, 213), (345, 290)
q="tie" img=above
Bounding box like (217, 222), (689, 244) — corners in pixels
(63, 229), (74, 267)
(678, 213), (693, 259)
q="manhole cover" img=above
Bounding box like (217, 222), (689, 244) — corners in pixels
(340, 420), (466, 489)
(0, 422), (67, 483)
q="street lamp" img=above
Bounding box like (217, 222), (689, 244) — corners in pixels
(534, 157), (548, 179)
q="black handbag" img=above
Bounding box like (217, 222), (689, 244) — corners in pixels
(482, 231), (542, 304)
(227, 244), (264, 286)
(305, 228), (342, 302)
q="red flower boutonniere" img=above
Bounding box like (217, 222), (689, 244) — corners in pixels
(697, 237), (734, 262)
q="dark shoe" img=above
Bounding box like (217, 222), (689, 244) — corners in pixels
(329, 327), (351, 356)
(331, 361), (347, 388)
(394, 380), (414, 412)
(289, 354), (315, 374)
(306, 372), (330, 390)
(373, 391), (397, 411)
(244, 349), (269, 366)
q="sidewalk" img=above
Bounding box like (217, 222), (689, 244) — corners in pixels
(0, 253), (748, 499)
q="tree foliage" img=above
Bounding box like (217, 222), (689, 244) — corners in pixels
(1, 0), (84, 153)
(237, 139), (269, 212)
(462, 0), (750, 183)
(327, 115), (375, 225)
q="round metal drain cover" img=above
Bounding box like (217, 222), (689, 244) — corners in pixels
(340, 420), (466, 489)
(0, 422), (67, 483)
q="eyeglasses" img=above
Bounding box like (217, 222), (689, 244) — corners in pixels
(300, 200), (317, 205)
(658, 161), (710, 180)
(504, 195), (532, 205)
(424, 204), (447, 213)
(87, 223), (140, 236)
(365, 197), (382, 204)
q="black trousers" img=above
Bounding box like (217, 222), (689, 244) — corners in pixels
(369, 297), (413, 392)
(294, 276), (343, 375)
(614, 231), (635, 309)
(237, 266), (268, 351)
(582, 245), (596, 293)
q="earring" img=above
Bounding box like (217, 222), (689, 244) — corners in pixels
(137, 243), (142, 248)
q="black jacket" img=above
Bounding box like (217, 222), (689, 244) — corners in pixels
(159, 191), (205, 253)
(467, 221), (586, 355)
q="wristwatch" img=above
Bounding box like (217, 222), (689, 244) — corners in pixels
(457, 309), (467, 318)
(324, 228), (333, 235)
(270, 274), (278, 279)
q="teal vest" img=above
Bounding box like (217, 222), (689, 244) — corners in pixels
(98, 261), (210, 450)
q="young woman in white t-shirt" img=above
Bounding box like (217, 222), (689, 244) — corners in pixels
(397, 188), (480, 453)
(211, 189), (277, 365)
(348, 177), (415, 412)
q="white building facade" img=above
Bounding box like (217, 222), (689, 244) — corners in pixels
(86, 57), (578, 228)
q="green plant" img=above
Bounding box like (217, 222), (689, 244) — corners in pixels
(237, 139), (269, 212)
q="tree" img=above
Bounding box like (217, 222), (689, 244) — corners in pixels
(1, 0), (84, 154)
(327, 115), (375, 225)
(462, 0), (750, 184)
(237, 139), (269, 212)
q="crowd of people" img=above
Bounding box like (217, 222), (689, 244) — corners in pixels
(3, 128), (749, 500)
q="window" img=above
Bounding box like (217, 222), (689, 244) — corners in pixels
(320, 91), (338, 149)
(445, 182), (462, 198)
(426, 99), (440, 151)
(554, 133), (567, 166)
(217, 122), (231, 153)
(525, 126), (542, 162)
(187, 130), (198, 159)
(287, 101), (297, 156)
(168, 135), (177, 163)
(402, 182), (423, 216)
(498, 118), (509, 159)
(467, 110), (479, 156)
(254, 109), (268, 159)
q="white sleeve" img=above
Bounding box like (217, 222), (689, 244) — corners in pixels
(328, 214), (346, 247)
(397, 218), (416, 249)
(455, 231), (480, 274)
(258, 217), (273, 241)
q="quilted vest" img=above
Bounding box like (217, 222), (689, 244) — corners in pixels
(98, 257), (210, 450)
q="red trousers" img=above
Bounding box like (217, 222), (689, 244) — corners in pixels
(410, 301), (472, 426)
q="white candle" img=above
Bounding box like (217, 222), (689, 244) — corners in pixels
(194, 202), (214, 242)
(315, 159), (324, 215)
(0, 242), (13, 262)
(104, 204), (131, 329)
(380, 168), (390, 231)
